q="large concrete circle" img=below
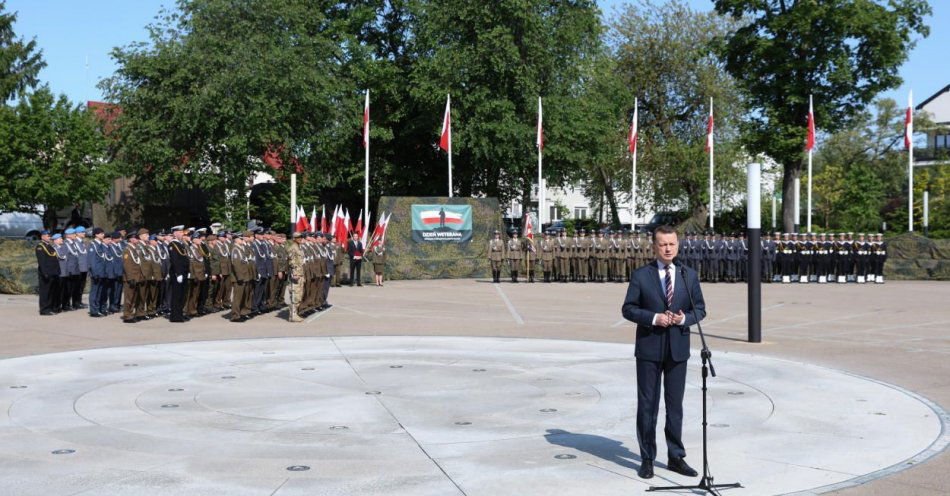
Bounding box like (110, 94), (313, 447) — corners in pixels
(0, 336), (943, 495)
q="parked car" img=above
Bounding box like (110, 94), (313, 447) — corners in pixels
(0, 211), (45, 240)
(636, 211), (688, 233)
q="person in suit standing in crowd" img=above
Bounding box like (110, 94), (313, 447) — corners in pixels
(346, 231), (365, 286)
(621, 225), (703, 481)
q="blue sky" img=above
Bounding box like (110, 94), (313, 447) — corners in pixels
(7, 0), (948, 109)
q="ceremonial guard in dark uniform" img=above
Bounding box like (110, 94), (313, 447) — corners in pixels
(872, 233), (887, 283)
(87, 228), (109, 316)
(167, 226), (191, 322)
(72, 227), (90, 309)
(251, 230), (271, 312)
(106, 232), (124, 313)
(834, 232), (851, 283)
(36, 231), (61, 315)
(855, 233), (871, 284)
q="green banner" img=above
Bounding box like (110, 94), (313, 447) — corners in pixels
(411, 204), (473, 243)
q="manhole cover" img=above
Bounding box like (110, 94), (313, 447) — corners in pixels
(873, 412), (887, 416)
(727, 391), (745, 396)
(455, 421), (472, 426)
(472, 369), (487, 372)
(565, 392), (581, 396)
(539, 408), (558, 413)
(221, 376), (236, 379)
(9, 385), (27, 389)
(365, 391), (381, 395)
(390, 365), (403, 369)
(301, 368), (315, 371)
(161, 404), (179, 409)
(123, 364), (138, 367)
(286, 465), (310, 472)
(554, 454), (577, 460)
(168, 388), (184, 392)
(51, 449), (75, 455)
(263, 352), (275, 355)
(329, 426), (349, 430)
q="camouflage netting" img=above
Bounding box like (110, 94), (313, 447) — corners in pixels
(377, 196), (504, 280)
(1, 231), (946, 294)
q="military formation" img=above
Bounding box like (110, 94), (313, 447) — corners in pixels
(34, 225), (352, 323)
(488, 228), (889, 284)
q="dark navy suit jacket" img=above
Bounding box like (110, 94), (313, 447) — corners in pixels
(621, 260), (706, 362)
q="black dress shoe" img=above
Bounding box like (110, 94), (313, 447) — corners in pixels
(169, 318), (186, 323)
(667, 457), (698, 477)
(40, 310), (55, 316)
(122, 318), (136, 324)
(89, 312), (104, 318)
(638, 460), (654, 479)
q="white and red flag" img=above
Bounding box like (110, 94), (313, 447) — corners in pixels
(904, 91), (914, 150)
(344, 209), (352, 239)
(524, 213), (534, 240)
(295, 206), (310, 232)
(806, 96), (816, 151)
(536, 97), (543, 151)
(362, 90), (370, 148)
(628, 100), (638, 155)
(440, 94), (451, 152)
(370, 212), (391, 248)
(361, 211), (372, 247)
(321, 205), (327, 233)
(354, 210), (363, 240)
(309, 207), (317, 233)
(418, 208), (463, 226)
(705, 100), (714, 153)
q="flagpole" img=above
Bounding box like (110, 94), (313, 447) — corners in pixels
(448, 94), (453, 198)
(807, 94), (813, 233)
(908, 90), (914, 232)
(290, 173), (297, 233)
(709, 97), (714, 230)
(364, 90), (370, 224)
(631, 98), (638, 225)
(537, 97), (544, 227)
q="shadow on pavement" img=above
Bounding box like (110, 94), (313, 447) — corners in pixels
(544, 428), (643, 471)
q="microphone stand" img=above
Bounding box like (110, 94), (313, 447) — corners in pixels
(647, 267), (742, 495)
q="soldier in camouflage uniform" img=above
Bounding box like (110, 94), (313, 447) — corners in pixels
(287, 232), (305, 322)
(269, 233), (288, 310)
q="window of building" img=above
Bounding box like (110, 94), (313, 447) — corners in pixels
(549, 206), (562, 221)
(574, 207), (588, 219)
(937, 133), (948, 149)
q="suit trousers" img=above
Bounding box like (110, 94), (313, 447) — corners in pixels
(109, 279), (123, 312)
(38, 274), (60, 313)
(349, 260), (362, 285)
(88, 277), (103, 314)
(636, 337), (688, 463)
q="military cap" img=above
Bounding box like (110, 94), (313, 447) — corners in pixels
(579, 229), (586, 233)
(493, 230), (500, 234)
(51, 233), (62, 240)
(40, 229), (50, 235)
(243, 230), (254, 237)
(75, 226), (86, 233)
(171, 225), (185, 232)
(137, 228), (149, 236)
(292, 232), (302, 238)
(125, 232), (136, 240)
(89, 227), (103, 235)
(110, 231), (121, 239)
(148, 235), (157, 241)
(64, 228), (75, 235)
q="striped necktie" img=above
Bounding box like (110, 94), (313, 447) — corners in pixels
(664, 264), (673, 307)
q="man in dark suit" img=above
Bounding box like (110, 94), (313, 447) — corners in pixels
(346, 232), (364, 286)
(621, 225), (703, 480)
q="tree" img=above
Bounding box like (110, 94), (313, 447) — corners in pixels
(610, 0), (747, 226)
(0, 88), (112, 227)
(0, 1), (45, 101)
(409, 0), (603, 208)
(101, 0), (355, 223)
(714, 0), (931, 231)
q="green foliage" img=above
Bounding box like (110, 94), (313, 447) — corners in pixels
(0, 1), (45, 101)
(715, 0), (932, 231)
(610, 0), (747, 225)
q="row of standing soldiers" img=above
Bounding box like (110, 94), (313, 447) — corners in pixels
(35, 225), (350, 322)
(669, 231), (889, 284)
(488, 229), (655, 283)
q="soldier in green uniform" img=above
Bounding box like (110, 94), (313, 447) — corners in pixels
(367, 241), (387, 286)
(229, 232), (254, 322)
(506, 229), (523, 283)
(540, 230), (555, 283)
(555, 229), (570, 282)
(609, 231), (624, 282)
(592, 230), (606, 283)
(269, 233), (288, 310)
(287, 232), (305, 322)
(213, 232), (232, 309)
(121, 232), (145, 323)
(331, 236), (345, 287)
(523, 232), (537, 283)
(205, 233), (222, 312)
(624, 231), (637, 281)
(574, 229), (589, 282)
(186, 232), (208, 317)
(488, 230), (505, 283)
(144, 235), (162, 318)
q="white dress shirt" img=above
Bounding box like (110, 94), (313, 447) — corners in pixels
(652, 260), (685, 326)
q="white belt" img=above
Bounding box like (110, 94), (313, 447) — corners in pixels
(838, 251), (848, 255)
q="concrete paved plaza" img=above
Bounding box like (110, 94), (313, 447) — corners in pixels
(0, 279), (948, 495)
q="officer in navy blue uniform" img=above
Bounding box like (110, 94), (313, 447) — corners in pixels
(621, 225), (702, 480)
(35, 230), (61, 315)
(87, 227), (109, 316)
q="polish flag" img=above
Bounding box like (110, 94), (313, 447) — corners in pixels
(310, 207), (317, 233)
(705, 100), (714, 153)
(536, 97), (543, 151)
(321, 205), (327, 233)
(362, 90), (370, 148)
(904, 91), (913, 150)
(628, 99), (638, 154)
(361, 211), (372, 247)
(295, 206), (309, 232)
(345, 209), (352, 237)
(370, 212), (390, 248)
(439, 94), (451, 152)
(355, 210), (363, 241)
(524, 213), (534, 239)
(806, 95), (816, 151)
